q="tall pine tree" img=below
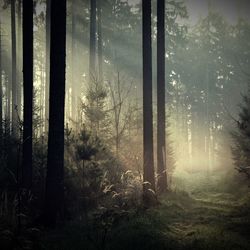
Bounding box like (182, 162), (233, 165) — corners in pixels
(45, 0), (51, 133)
(142, 0), (155, 203)
(11, 0), (18, 137)
(22, 0), (33, 189)
(157, 0), (167, 192)
(44, 0), (67, 227)
(231, 81), (250, 180)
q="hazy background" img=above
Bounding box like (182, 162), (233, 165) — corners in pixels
(129, 0), (250, 24)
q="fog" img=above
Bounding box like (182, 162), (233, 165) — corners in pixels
(1, 0), (250, 248)
(1, 0), (249, 190)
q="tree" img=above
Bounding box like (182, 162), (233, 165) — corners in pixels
(156, 0), (167, 192)
(17, 0), (21, 120)
(82, 76), (109, 138)
(231, 81), (250, 181)
(101, 0), (141, 78)
(5, 72), (11, 122)
(44, 0), (66, 227)
(0, 23), (2, 145)
(11, 0), (18, 137)
(45, 0), (51, 133)
(89, 0), (97, 78)
(142, 0), (155, 201)
(107, 73), (135, 157)
(170, 10), (232, 173)
(97, 0), (103, 81)
(165, 115), (176, 188)
(71, 0), (77, 122)
(22, 0), (33, 189)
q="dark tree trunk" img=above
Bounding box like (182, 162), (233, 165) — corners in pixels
(142, 0), (155, 199)
(22, 0), (33, 191)
(44, 0), (66, 227)
(97, 0), (103, 81)
(17, 0), (21, 119)
(11, 0), (18, 137)
(157, 0), (167, 193)
(45, 0), (51, 133)
(0, 24), (2, 142)
(89, 0), (97, 79)
(22, 0), (33, 189)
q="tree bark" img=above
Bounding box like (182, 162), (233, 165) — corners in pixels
(45, 0), (51, 133)
(17, 0), (21, 120)
(142, 0), (155, 199)
(44, 0), (66, 227)
(11, 0), (18, 137)
(157, 0), (167, 192)
(0, 24), (2, 141)
(22, 0), (33, 189)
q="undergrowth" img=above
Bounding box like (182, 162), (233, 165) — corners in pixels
(5, 190), (248, 250)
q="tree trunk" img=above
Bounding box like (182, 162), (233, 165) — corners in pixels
(40, 63), (45, 135)
(44, 0), (66, 227)
(0, 24), (2, 142)
(206, 3), (211, 176)
(45, 0), (51, 133)
(71, 0), (76, 121)
(17, 0), (21, 120)
(142, 0), (155, 200)
(89, 0), (97, 79)
(97, 0), (103, 81)
(22, 0), (33, 189)
(205, 63), (210, 176)
(157, 0), (167, 192)
(11, 0), (18, 137)
(5, 73), (11, 122)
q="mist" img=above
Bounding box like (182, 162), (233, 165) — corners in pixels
(0, 0), (250, 249)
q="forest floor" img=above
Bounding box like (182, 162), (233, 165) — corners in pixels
(154, 191), (250, 250)
(40, 190), (250, 250)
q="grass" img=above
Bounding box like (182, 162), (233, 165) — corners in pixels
(37, 190), (250, 250)
(2, 190), (250, 250)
